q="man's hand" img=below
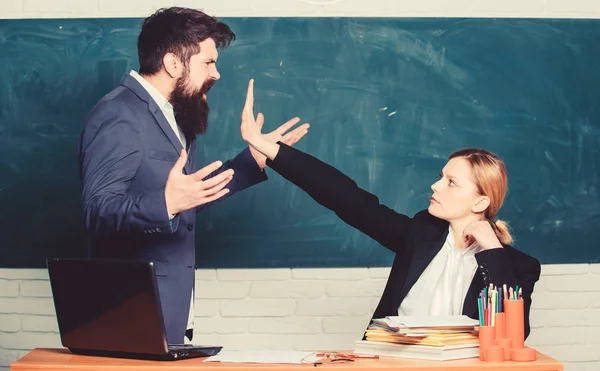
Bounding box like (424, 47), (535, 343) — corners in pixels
(165, 150), (233, 215)
(241, 79), (310, 168)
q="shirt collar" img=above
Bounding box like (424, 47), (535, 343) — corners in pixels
(129, 70), (173, 111)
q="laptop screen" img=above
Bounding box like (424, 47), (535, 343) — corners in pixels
(47, 258), (169, 355)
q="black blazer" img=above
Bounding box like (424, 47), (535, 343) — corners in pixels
(267, 143), (541, 339)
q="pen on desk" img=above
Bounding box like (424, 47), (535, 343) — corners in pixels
(315, 353), (379, 359)
(344, 354), (379, 359)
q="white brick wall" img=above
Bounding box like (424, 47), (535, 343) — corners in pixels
(2, 1), (600, 371)
(1, 265), (600, 371)
(2, 0), (600, 18)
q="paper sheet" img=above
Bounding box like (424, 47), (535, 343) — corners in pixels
(203, 350), (323, 364)
(383, 315), (479, 328)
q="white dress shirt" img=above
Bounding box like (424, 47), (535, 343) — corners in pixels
(129, 70), (195, 337)
(129, 70), (186, 149)
(398, 227), (482, 316)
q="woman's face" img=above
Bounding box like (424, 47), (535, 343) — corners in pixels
(428, 157), (484, 221)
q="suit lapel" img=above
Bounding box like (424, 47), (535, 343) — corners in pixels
(462, 269), (484, 318)
(184, 139), (196, 175)
(394, 227), (448, 310)
(148, 102), (185, 156)
(120, 74), (185, 160)
(390, 214), (486, 319)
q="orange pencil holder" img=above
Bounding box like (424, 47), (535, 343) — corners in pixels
(511, 347), (537, 362)
(494, 338), (512, 360)
(504, 298), (537, 361)
(485, 346), (504, 363)
(504, 299), (524, 349)
(494, 312), (505, 339)
(478, 326), (495, 361)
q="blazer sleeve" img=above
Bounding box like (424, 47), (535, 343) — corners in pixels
(475, 248), (541, 339)
(266, 142), (412, 253)
(196, 147), (268, 214)
(79, 101), (176, 236)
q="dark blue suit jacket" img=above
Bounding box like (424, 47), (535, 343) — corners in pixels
(78, 74), (267, 343)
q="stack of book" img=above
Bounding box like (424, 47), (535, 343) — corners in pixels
(354, 315), (480, 361)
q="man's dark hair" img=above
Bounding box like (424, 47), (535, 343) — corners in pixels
(137, 7), (235, 75)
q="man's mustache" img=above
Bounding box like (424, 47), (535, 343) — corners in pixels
(200, 79), (215, 96)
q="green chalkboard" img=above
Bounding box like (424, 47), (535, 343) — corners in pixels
(1, 17), (599, 268)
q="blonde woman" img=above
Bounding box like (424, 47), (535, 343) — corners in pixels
(240, 80), (540, 339)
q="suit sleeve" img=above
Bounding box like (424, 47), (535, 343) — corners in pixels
(79, 101), (177, 236)
(196, 147), (268, 213)
(475, 248), (541, 339)
(265, 142), (412, 253)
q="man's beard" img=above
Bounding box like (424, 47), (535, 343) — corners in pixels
(170, 75), (215, 143)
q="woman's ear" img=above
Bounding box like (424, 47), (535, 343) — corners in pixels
(162, 53), (183, 78)
(472, 195), (490, 214)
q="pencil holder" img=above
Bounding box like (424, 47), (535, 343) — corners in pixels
(494, 338), (512, 360)
(511, 347), (537, 362)
(478, 326), (495, 361)
(504, 299), (524, 349)
(485, 346), (504, 363)
(494, 312), (505, 339)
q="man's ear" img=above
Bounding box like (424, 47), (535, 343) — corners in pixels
(163, 53), (183, 78)
(472, 195), (490, 214)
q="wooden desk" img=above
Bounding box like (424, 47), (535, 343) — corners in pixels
(11, 348), (564, 371)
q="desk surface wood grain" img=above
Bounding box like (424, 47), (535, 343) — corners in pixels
(10, 348), (564, 371)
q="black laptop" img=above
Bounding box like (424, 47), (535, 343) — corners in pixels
(46, 257), (222, 361)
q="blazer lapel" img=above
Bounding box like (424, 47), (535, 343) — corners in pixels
(393, 228), (448, 310)
(388, 213), (485, 320)
(149, 102), (185, 156)
(120, 74), (185, 159)
(462, 269), (484, 318)
(184, 138), (196, 175)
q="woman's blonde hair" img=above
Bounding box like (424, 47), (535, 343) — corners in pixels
(449, 148), (513, 245)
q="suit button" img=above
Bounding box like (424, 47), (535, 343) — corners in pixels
(187, 224), (193, 231)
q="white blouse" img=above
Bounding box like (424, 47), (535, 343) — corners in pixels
(398, 227), (483, 316)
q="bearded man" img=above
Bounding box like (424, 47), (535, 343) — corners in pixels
(78, 7), (308, 344)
